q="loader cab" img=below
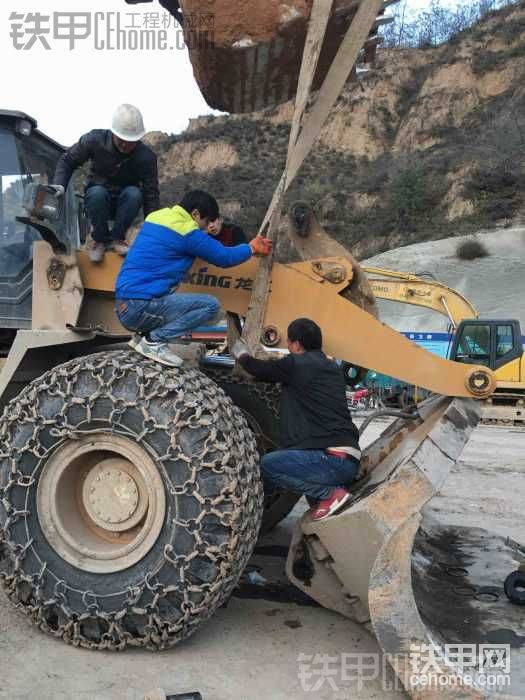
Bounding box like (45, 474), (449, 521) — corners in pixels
(0, 110), (81, 337)
(450, 319), (523, 371)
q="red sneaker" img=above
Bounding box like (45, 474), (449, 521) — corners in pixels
(311, 488), (351, 521)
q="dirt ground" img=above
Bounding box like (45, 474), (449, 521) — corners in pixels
(1, 420), (523, 700)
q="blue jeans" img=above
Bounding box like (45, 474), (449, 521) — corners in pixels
(261, 449), (360, 501)
(85, 185), (143, 242)
(116, 293), (221, 343)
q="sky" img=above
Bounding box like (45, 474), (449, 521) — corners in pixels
(2, 0), (456, 145)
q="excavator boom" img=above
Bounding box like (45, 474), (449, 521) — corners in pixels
(364, 266), (479, 328)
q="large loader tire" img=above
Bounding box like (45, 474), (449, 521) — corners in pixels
(202, 368), (301, 533)
(0, 351), (263, 650)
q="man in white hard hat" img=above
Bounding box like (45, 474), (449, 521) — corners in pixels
(53, 104), (160, 262)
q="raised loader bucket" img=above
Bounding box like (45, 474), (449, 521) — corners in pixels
(179, 0), (393, 113)
(286, 395), (525, 698)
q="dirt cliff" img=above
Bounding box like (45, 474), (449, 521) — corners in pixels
(145, 1), (525, 260)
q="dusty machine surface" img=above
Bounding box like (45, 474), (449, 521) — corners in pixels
(0, 111), (81, 334)
(0, 2), (524, 698)
(287, 396), (525, 698)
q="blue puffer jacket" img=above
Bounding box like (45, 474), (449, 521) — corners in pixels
(116, 205), (252, 300)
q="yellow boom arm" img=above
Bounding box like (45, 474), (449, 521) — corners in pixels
(364, 267), (478, 328)
(77, 250), (495, 400)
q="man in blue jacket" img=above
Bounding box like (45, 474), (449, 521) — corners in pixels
(115, 189), (272, 367)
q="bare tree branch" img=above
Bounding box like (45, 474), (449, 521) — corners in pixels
(381, 0), (518, 48)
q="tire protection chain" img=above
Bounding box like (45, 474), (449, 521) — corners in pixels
(200, 369), (289, 516)
(0, 351), (264, 650)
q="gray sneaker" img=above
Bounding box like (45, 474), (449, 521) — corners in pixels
(132, 336), (183, 367)
(87, 239), (105, 263)
(112, 239), (130, 256)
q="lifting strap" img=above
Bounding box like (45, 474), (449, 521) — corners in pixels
(240, 0), (387, 353)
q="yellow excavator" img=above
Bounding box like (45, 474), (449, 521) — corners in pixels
(0, 1), (523, 697)
(366, 265), (525, 422)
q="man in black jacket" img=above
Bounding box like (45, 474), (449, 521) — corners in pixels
(233, 318), (360, 521)
(53, 104), (160, 263)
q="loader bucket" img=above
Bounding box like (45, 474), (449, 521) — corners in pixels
(286, 396), (525, 698)
(179, 0), (392, 113)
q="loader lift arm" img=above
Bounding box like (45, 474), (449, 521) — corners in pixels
(76, 250), (496, 401)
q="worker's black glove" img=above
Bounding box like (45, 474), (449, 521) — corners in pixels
(231, 340), (250, 360)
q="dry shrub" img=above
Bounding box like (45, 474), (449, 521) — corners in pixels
(456, 238), (490, 260)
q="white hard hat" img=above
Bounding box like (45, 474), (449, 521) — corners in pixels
(111, 104), (146, 141)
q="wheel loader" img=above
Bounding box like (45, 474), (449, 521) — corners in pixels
(1, 1), (524, 697)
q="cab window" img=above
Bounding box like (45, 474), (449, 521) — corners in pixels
(496, 325), (514, 358)
(455, 324), (491, 366)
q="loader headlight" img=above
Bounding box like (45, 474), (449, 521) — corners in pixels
(22, 183), (63, 222)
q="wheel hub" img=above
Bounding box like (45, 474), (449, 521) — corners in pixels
(82, 458), (146, 531)
(37, 435), (166, 574)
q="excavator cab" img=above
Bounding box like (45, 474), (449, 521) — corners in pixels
(451, 319), (523, 371)
(0, 110), (81, 338)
